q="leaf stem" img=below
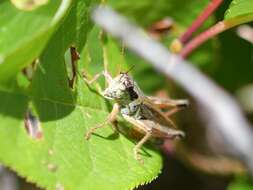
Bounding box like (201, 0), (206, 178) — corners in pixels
(180, 14), (253, 58)
(180, 0), (223, 44)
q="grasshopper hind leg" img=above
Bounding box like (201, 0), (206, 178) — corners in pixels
(133, 126), (183, 164)
(134, 131), (152, 164)
(123, 114), (184, 163)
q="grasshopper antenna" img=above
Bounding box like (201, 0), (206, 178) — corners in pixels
(120, 65), (135, 74)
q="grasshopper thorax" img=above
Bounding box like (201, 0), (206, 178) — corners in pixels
(102, 73), (139, 105)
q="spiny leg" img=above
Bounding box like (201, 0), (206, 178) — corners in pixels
(164, 100), (188, 117)
(148, 96), (189, 109)
(83, 42), (113, 85)
(83, 72), (103, 85)
(85, 103), (119, 140)
(123, 114), (184, 162)
(122, 114), (159, 163)
(83, 70), (113, 86)
(134, 130), (152, 164)
(148, 96), (188, 116)
(165, 107), (182, 117)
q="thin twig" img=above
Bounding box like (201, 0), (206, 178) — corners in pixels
(180, 20), (228, 58)
(180, 0), (223, 44)
(92, 6), (253, 175)
(180, 14), (253, 58)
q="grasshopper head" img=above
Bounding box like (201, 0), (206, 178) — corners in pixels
(102, 73), (139, 104)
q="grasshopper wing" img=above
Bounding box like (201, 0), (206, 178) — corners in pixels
(138, 98), (178, 129)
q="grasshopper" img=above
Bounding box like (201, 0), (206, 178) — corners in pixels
(84, 69), (188, 163)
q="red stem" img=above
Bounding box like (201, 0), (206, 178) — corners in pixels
(180, 0), (223, 44)
(180, 20), (237, 58)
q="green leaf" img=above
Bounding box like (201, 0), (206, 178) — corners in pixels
(225, 0), (253, 20)
(0, 0), (71, 84)
(213, 30), (253, 92)
(228, 176), (253, 190)
(0, 1), (162, 190)
(108, 0), (210, 27)
(107, 0), (217, 90)
(222, 0), (253, 32)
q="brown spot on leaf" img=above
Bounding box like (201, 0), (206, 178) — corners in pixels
(47, 163), (58, 172)
(56, 183), (64, 190)
(48, 149), (54, 156)
(10, 0), (48, 11)
(24, 110), (43, 139)
(42, 160), (58, 172)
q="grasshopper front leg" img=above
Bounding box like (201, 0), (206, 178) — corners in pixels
(85, 103), (120, 140)
(83, 70), (113, 86)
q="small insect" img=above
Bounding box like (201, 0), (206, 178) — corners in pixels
(84, 69), (188, 163)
